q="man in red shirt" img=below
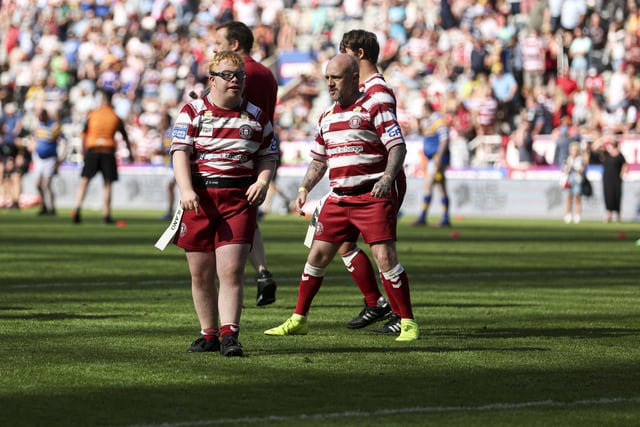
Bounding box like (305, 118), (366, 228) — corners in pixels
(213, 21), (279, 307)
(584, 66), (605, 108)
(556, 66), (579, 97)
(555, 67), (578, 126)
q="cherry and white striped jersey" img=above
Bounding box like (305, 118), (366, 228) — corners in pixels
(311, 93), (405, 190)
(468, 95), (498, 126)
(521, 34), (545, 72)
(361, 73), (397, 114)
(170, 97), (278, 179)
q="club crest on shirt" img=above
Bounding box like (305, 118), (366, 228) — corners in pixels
(238, 124), (254, 139)
(349, 116), (362, 129)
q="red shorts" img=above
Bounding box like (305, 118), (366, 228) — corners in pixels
(174, 187), (257, 251)
(314, 193), (396, 244)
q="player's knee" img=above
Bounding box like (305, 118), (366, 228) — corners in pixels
(339, 241), (358, 258)
(341, 245), (361, 265)
(373, 247), (398, 272)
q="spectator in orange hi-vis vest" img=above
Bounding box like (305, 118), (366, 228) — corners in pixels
(71, 88), (133, 224)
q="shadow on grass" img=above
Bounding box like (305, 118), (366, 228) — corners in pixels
(252, 345), (550, 356)
(1, 363), (639, 427)
(309, 302), (531, 310)
(0, 313), (128, 321)
(449, 327), (640, 339)
(419, 302), (528, 308)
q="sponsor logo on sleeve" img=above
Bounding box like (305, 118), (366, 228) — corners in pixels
(387, 123), (402, 138)
(173, 123), (189, 140)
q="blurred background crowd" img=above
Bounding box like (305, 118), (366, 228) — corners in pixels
(1, 0), (639, 178)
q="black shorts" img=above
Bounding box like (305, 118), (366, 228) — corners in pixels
(81, 150), (119, 182)
(2, 144), (19, 176)
(1, 143), (18, 159)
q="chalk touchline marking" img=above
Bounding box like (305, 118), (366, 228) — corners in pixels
(121, 396), (640, 427)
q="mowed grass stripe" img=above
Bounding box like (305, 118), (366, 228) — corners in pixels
(1, 209), (639, 427)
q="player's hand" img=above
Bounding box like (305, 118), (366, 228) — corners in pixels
(180, 190), (201, 215)
(296, 187), (308, 216)
(296, 195), (307, 216)
(372, 175), (392, 198)
(246, 181), (268, 206)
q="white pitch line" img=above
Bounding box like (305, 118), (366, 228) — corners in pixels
(7, 268), (640, 290)
(122, 396), (640, 427)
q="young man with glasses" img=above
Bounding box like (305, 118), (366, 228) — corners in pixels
(170, 51), (278, 357)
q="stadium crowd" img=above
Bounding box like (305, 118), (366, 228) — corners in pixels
(1, 0), (639, 208)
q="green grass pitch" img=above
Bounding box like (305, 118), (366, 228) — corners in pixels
(1, 208), (639, 427)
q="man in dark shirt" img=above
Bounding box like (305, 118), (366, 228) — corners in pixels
(213, 21), (279, 307)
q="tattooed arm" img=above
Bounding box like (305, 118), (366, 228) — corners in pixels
(296, 159), (328, 214)
(300, 159), (328, 192)
(372, 144), (406, 198)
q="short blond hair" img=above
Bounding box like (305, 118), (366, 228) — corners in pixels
(209, 51), (244, 73)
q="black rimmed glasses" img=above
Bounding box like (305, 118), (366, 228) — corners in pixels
(209, 70), (247, 81)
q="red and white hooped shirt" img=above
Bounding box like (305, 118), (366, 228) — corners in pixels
(311, 92), (405, 191)
(361, 73), (397, 114)
(170, 96), (278, 179)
